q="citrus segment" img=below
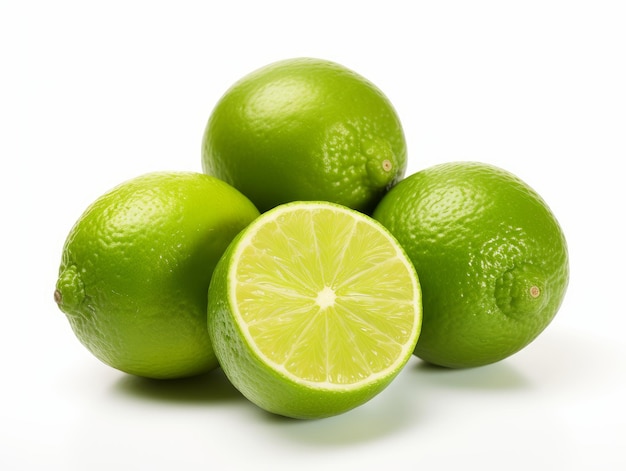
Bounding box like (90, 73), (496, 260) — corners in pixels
(208, 202), (421, 418)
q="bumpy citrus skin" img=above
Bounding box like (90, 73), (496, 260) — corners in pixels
(373, 162), (569, 368)
(54, 172), (260, 379)
(207, 202), (421, 419)
(202, 57), (407, 213)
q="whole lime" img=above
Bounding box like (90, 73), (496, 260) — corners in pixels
(373, 162), (569, 368)
(54, 172), (260, 379)
(201, 57), (407, 213)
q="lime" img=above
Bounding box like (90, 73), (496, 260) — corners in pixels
(207, 201), (421, 418)
(201, 57), (407, 213)
(54, 172), (260, 379)
(373, 162), (569, 368)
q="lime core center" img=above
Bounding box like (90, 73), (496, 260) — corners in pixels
(316, 286), (336, 309)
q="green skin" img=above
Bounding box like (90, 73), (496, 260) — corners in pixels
(201, 57), (407, 214)
(373, 162), (569, 368)
(55, 172), (260, 379)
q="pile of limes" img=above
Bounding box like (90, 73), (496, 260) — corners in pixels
(54, 57), (569, 419)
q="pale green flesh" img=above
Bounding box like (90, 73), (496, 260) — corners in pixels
(230, 203), (420, 388)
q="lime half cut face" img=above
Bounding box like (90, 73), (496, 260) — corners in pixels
(208, 201), (422, 418)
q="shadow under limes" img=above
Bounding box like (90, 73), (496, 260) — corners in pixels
(112, 367), (243, 404)
(412, 357), (531, 390)
(251, 362), (423, 446)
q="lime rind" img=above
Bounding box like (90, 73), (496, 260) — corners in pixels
(372, 161), (569, 368)
(55, 172), (260, 379)
(362, 137), (397, 188)
(54, 264), (85, 315)
(495, 263), (549, 318)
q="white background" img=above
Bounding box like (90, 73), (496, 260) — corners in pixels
(3, 1), (625, 469)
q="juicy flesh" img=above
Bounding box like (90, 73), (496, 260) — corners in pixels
(233, 206), (417, 386)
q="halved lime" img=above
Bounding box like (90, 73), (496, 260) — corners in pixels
(208, 201), (422, 418)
